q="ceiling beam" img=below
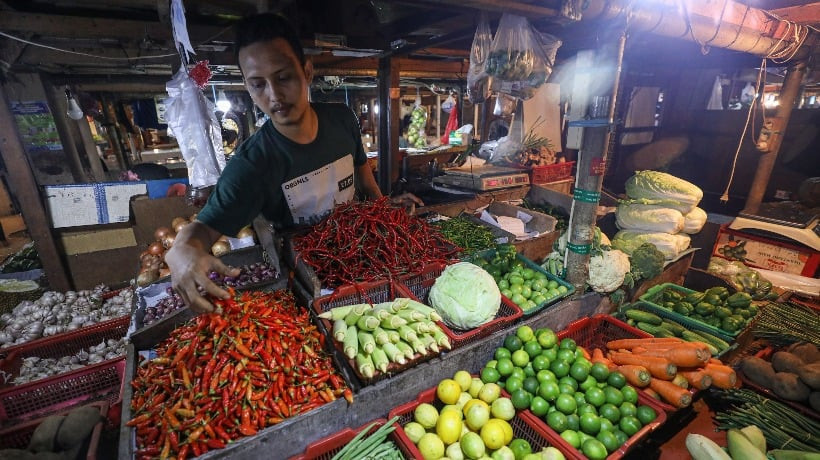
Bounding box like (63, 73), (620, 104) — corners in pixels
(769, 2), (820, 25)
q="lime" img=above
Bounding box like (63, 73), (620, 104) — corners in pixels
(558, 376), (578, 392)
(511, 388), (532, 410)
(599, 418), (615, 434)
(579, 375), (598, 391)
(530, 396), (549, 417)
(438, 379), (463, 405)
(557, 285), (568, 294)
(445, 442), (464, 460)
(546, 411), (568, 432)
(550, 360), (570, 378)
(418, 433), (445, 460)
(539, 381), (560, 402)
(556, 349), (576, 362)
(523, 362), (536, 378)
(577, 403), (597, 416)
(504, 335), (523, 352)
(486, 360), (498, 369)
(457, 392), (472, 410)
(560, 430), (581, 449)
(621, 385), (638, 404)
(585, 387), (606, 407)
(501, 289), (513, 298)
(558, 383), (576, 395)
(466, 403), (491, 431)
(520, 286), (532, 299)
(566, 413), (580, 432)
(597, 429), (620, 453)
(509, 275), (524, 286)
(536, 369), (557, 384)
(436, 409), (463, 445)
(510, 284), (524, 296)
(604, 387), (624, 406)
(460, 431), (486, 459)
(494, 347), (512, 361)
(531, 279), (545, 292)
(516, 325), (535, 342)
(506, 377), (523, 394)
(532, 355), (551, 372)
(555, 394), (577, 415)
(636, 405), (657, 425)
(579, 413), (602, 435)
(598, 403), (621, 423)
(414, 402), (439, 429)
(548, 280), (559, 290)
(541, 347), (558, 362)
(619, 416), (642, 436)
(619, 401), (637, 418)
(491, 397), (516, 421)
(536, 329), (558, 348)
(511, 367), (526, 382)
(582, 438), (608, 460)
(574, 391), (587, 408)
(497, 279), (510, 290)
(481, 367), (500, 384)
(523, 341), (542, 358)
(403, 421), (425, 443)
(512, 349), (530, 367)
(496, 358), (515, 377)
(575, 349), (589, 361)
(613, 429), (629, 445)
(522, 377), (540, 395)
(454, 370), (473, 392)
(531, 295), (547, 306)
(607, 372), (626, 389)
(511, 293), (527, 306)
(569, 362), (591, 381)
(521, 268), (536, 280)
(509, 438), (532, 460)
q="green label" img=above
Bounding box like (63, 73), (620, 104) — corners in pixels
(574, 188), (601, 203)
(567, 242), (592, 254)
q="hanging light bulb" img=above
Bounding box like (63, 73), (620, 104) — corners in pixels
(65, 89), (84, 120)
(216, 90), (232, 112)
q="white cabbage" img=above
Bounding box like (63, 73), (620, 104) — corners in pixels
(624, 171), (703, 213)
(683, 207), (707, 234)
(616, 203), (685, 234)
(611, 230), (691, 260)
(429, 262), (501, 330)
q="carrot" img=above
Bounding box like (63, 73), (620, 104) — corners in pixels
(672, 373), (689, 389)
(592, 348), (616, 370)
(617, 365), (651, 387)
(702, 363), (737, 389)
(606, 337), (683, 350)
(608, 351), (677, 380)
(643, 387), (661, 401)
(677, 369), (713, 390)
(632, 346), (648, 354)
(649, 378), (692, 408)
(709, 358), (724, 365)
(631, 346), (710, 367)
(578, 346), (591, 360)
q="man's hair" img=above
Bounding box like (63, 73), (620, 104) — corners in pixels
(234, 13), (305, 66)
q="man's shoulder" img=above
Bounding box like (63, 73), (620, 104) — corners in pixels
(314, 102), (355, 120)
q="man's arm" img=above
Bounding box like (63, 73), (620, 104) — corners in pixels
(354, 163), (382, 200)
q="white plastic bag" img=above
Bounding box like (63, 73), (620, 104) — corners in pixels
(165, 68), (226, 187)
(707, 76), (723, 110)
(467, 13), (493, 104)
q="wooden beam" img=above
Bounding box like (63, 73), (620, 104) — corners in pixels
(40, 74), (89, 183)
(156, 0), (170, 26)
(377, 57), (401, 194)
(0, 85), (73, 291)
(770, 2), (820, 25)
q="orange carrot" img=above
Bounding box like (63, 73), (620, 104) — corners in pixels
(632, 346), (648, 354)
(608, 351), (677, 380)
(617, 365), (651, 387)
(606, 337), (683, 350)
(702, 363), (737, 389)
(592, 348), (616, 370)
(578, 346), (591, 360)
(709, 358), (724, 365)
(643, 387), (661, 401)
(672, 373), (689, 389)
(677, 369), (713, 390)
(649, 378), (692, 408)
(631, 346), (710, 367)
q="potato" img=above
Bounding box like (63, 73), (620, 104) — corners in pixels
(772, 351), (804, 374)
(771, 372), (811, 402)
(742, 357), (777, 388)
(797, 362), (820, 390)
(27, 414), (65, 453)
(55, 406), (102, 450)
(810, 392), (820, 412)
(791, 343), (820, 364)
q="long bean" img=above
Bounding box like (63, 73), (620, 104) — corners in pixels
(333, 416), (404, 460)
(752, 301), (820, 345)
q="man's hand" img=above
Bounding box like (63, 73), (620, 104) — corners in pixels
(165, 222), (241, 314)
(391, 192), (425, 214)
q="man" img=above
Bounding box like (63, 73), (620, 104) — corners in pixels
(166, 13), (421, 313)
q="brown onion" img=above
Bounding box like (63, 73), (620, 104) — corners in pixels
(159, 268), (171, 279)
(174, 221), (188, 234)
(136, 268), (159, 286)
(211, 240), (231, 257)
(162, 233), (176, 249)
(154, 226), (172, 241)
(236, 226), (256, 241)
(218, 235), (229, 242)
(171, 217), (188, 229)
(141, 253), (160, 268)
(147, 241), (164, 256)
(190, 212), (198, 222)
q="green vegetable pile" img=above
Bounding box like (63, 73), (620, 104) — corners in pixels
(332, 416), (404, 460)
(432, 216), (498, 255)
(650, 286), (757, 334)
(707, 257), (776, 300)
(406, 106), (427, 149)
(751, 301), (820, 346)
(619, 306), (731, 356)
(623, 243), (665, 288)
(521, 199), (568, 233)
(1, 243), (42, 273)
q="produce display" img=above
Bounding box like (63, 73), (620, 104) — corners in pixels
(319, 298), (451, 380)
(406, 105), (428, 149)
(644, 285), (756, 335)
(331, 417), (405, 460)
(592, 337), (737, 409)
(429, 262), (502, 329)
(740, 342), (820, 410)
(0, 286), (131, 347)
(400, 370), (567, 460)
(141, 286), (184, 326)
(128, 290), (350, 459)
(751, 301), (820, 346)
(619, 305), (731, 356)
(685, 425), (770, 460)
(521, 199), (568, 233)
(0, 404), (103, 458)
(479, 326), (660, 458)
(707, 257), (777, 300)
(12, 338), (126, 385)
(431, 216), (499, 255)
(0, 242), (42, 273)
(469, 245), (567, 314)
(294, 198), (458, 289)
(0, 279), (40, 312)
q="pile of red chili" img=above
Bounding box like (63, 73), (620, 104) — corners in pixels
(127, 290), (350, 459)
(294, 197), (460, 288)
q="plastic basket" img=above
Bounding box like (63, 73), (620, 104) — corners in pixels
(557, 315), (684, 413)
(389, 387), (572, 459)
(531, 161), (574, 184)
(619, 301), (734, 348)
(639, 283), (746, 338)
(0, 357), (125, 424)
(312, 279), (443, 387)
(290, 418), (414, 460)
(0, 400), (107, 459)
(399, 263), (523, 348)
(468, 249), (575, 317)
(0, 316), (129, 389)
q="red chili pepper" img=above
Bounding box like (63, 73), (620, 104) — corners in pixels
(207, 439), (226, 449)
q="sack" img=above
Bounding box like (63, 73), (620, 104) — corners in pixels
(486, 14), (561, 100)
(467, 13), (493, 104)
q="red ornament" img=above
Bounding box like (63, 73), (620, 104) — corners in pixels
(189, 60), (212, 88)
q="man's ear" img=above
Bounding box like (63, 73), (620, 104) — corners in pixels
(303, 59), (314, 83)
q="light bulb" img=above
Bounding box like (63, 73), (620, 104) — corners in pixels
(373, 104), (379, 115)
(65, 89), (84, 120)
(216, 90), (231, 112)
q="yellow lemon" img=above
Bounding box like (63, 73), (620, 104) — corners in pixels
(499, 418), (514, 445)
(454, 370), (473, 391)
(415, 403), (439, 429)
(438, 378), (463, 405)
(465, 403), (490, 432)
(417, 432), (445, 460)
(462, 399), (489, 418)
(491, 397), (516, 421)
(468, 378), (484, 398)
(456, 392), (472, 410)
(446, 442), (465, 460)
(436, 409), (463, 445)
(441, 404), (463, 419)
(478, 382), (501, 404)
(403, 421), (426, 444)
(480, 419), (508, 450)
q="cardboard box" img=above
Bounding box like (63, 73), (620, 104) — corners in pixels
(713, 225), (819, 277)
(130, 196), (198, 247)
(65, 246), (141, 290)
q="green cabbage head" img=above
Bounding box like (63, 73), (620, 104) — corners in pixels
(625, 171), (703, 213)
(429, 262), (501, 330)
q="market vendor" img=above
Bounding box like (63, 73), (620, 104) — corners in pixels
(166, 13), (422, 313)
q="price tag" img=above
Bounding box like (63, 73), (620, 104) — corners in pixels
(573, 188), (600, 203)
(567, 242), (592, 254)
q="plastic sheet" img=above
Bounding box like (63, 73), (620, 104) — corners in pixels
(466, 13), (493, 104)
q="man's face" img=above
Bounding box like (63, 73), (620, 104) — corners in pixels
(239, 38), (312, 127)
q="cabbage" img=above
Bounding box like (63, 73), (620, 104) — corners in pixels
(625, 171), (703, 213)
(682, 207), (707, 234)
(611, 229), (691, 260)
(616, 203), (684, 234)
(618, 197), (696, 215)
(429, 262), (501, 330)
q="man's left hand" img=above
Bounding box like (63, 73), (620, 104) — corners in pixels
(391, 192), (424, 214)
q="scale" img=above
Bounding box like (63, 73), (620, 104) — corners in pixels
(729, 202), (820, 251)
(432, 165), (530, 192)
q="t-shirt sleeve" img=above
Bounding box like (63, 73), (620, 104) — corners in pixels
(196, 156), (265, 237)
(346, 107), (367, 167)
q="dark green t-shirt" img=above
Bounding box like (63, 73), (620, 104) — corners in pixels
(197, 103), (367, 235)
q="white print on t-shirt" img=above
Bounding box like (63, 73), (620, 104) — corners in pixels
(282, 155), (355, 226)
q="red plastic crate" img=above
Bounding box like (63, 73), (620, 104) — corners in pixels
(0, 316), (129, 388)
(0, 357), (125, 424)
(399, 263), (523, 348)
(557, 315), (687, 413)
(389, 386), (573, 459)
(290, 418), (414, 460)
(0, 400), (107, 459)
(531, 161), (575, 184)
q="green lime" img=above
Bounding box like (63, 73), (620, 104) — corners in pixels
(523, 279), (533, 289)
(556, 349), (576, 362)
(555, 394), (577, 415)
(585, 387), (606, 407)
(531, 279), (545, 292)
(486, 359), (498, 369)
(604, 387), (624, 406)
(516, 325), (535, 342)
(510, 438), (532, 460)
(574, 391), (587, 408)
(566, 414), (580, 432)
(511, 367), (526, 382)
(481, 366), (500, 383)
(523, 377), (540, 395)
(531, 295), (547, 306)
(582, 438), (609, 460)
(520, 286), (532, 299)
(619, 416), (642, 436)
(511, 293), (527, 306)
(509, 275), (524, 285)
(547, 280), (559, 290)
(536, 369), (556, 384)
(577, 403), (597, 416)
(558, 376), (579, 392)
(636, 405), (657, 425)
(501, 289), (513, 298)
(523, 362), (536, 378)
(560, 430), (581, 449)
(613, 429), (629, 445)
(619, 401), (637, 418)
(512, 349), (530, 367)
(558, 383), (576, 395)
(532, 355), (551, 372)
(497, 278), (510, 290)
(537, 329), (558, 348)
(506, 377), (523, 394)
(509, 284), (524, 295)
(511, 388), (532, 410)
(550, 360), (570, 378)
(496, 358), (514, 377)
(504, 335), (523, 352)
(607, 372), (626, 389)
(530, 396), (549, 417)
(599, 418), (615, 434)
(521, 268), (536, 280)
(575, 349), (589, 361)
(599, 403), (621, 423)
(541, 346), (558, 362)
(570, 361), (591, 381)
(579, 413), (602, 435)
(559, 338), (577, 351)
(495, 347), (512, 361)
(547, 410), (568, 432)
(539, 381), (560, 402)
(621, 385), (638, 404)
(597, 430), (620, 453)
(523, 341), (543, 358)
(579, 375), (598, 391)
(557, 285), (568, 294)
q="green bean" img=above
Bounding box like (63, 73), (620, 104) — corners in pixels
(752, 301), (820, 345)
(432, 216), (497, 254)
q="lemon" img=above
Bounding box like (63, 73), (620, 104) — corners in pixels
(415, 403), (439, 429)
(478, 382), (501, 404)
(437, 410), (463, 446)
(469, 378), (484, 398)
(490, 397), (515, 421)
(438, 378), (463, 405)
(441, 404), (463, 418)
(480, 419), (508, 450)
(418, 432), (445, 460)
(498, 419), (514, 445)
(456, 392), (472, 409)
(454, 370), (473, 391)
(446, 441), (466, 460)
(465, 403), (490, 431)
(460, 431), (486, 459)
(490, 445), (515, 460)
(463, 399), (489, 418)
(404, 421), (426, 444)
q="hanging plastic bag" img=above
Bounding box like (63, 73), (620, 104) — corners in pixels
(440, 99), (459, 145)
(707, 76), (724, 110)
(165, 67), (226, 187)
(493, 93), (518, 118)
(406, 98), (428, 149)
(467, 13), (493, 104)
(441, 93), (456, 114)
(486, 14), (561, 100)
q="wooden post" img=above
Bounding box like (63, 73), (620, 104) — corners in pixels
(565, 34), (627, 294)
(742, 60), (808, 214)
(74, 115), (106, 182)
(376, 57), (400, 194)
(40, 75), (88, 182)
(0, 85), (72, 290)
(100, 95), (129, 171)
